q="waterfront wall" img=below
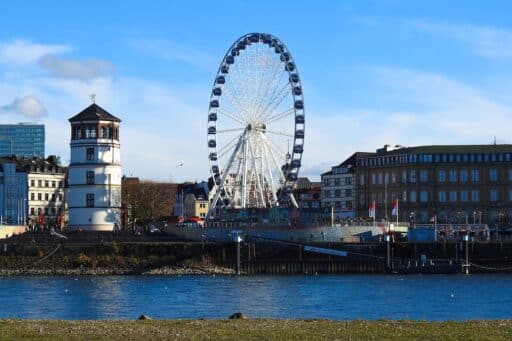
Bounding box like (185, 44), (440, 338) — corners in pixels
(2, 234), (512, 274)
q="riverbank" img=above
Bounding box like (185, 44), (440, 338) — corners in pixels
(1, 319), (512, 340)
(0, 265), (235, 276)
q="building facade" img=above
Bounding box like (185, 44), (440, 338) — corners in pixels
(0, 160), (26, 224)
(294, 177), (321, 209)
(22, 156), (66, 228)
(0, 123), (45, 158)
(354, 144), (512, 224)
(321, 153), (367, 218)
(0, 155), (65, 226)
(67, 103), (122, 231)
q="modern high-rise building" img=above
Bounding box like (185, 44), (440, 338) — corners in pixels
(0, 123), (45, 158)
(67, 103), (122, 231)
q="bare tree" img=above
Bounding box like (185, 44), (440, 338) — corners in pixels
(122, 178), (177, 227)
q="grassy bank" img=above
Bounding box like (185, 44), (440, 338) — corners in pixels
(1, 319), (512, 340)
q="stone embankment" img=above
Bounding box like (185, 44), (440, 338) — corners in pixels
(0, 265), (235, 276)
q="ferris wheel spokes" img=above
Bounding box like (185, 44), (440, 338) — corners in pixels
(207, 33), (305, 214)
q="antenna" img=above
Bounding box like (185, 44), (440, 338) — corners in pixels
(89, 93), (96, 104)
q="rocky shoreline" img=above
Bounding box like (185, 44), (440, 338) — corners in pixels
(0, 265), (236, 276)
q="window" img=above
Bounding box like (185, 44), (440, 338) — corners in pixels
(490, 189), (498, 202)
(86, 147), (94, 161)
(438, 191), (446, 202)
(378, 173), (383, 185)
(86, 171), (95, 185)
(438, 170), (446, 182)
(51, 193), (56, 201)
(401, 170), (407, 183)
(460, 191), (468, 202)
(345, 189), (352, 197)
(30, 207), (35, 215)
(45, 180), (49, 187)
(44, 193), (49, 201)
(471, 190), (480, 202)
(323, 178), (329, 186)
(37, 193), (42, 200)
(371, 174), (376, 185)
(419, 170), (428, 182)
(334, 178), (341, 186)
(30, 179), (35, 187)
(449, 169), (457, 182)
(449, 190), (457, 202)
(37, 208), (41, 214)
(86, 193), (95, 207)
(38, 180), (42, 187)
(101, 127), (111, 138)
(489, 168), (498, 182)
(334, 189), (341, 198)
(471, 169), (479, 182)
(59, 181), (63, 188)
(508, 169), (512, 181)
(345, 177), (352, 185)
(51, 181), (56, 188)
(359, 175), (364, 185)
(409, 170), (416, 183)
(420, 191), (428, 202)
(460, 169), (468, 182)
(409, 190), (417, 202)
(58, 193), (63, 201)
(30, 193), (35, 201)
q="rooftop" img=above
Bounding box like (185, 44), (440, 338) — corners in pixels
(68, 103), (121, 123)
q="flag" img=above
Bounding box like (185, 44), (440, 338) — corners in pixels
(368, 201), (376, 218)
(391, 198), (398, 216)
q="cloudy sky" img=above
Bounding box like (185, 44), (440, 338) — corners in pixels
(0, 1), (511, 182)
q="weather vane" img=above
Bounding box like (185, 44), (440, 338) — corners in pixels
(89, 93), (96, 104)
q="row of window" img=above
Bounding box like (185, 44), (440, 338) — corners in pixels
(322, 176), (352, 187)
(322, 189), (352, 198)
(30, 179), (64, 188)
(358, 152), (512, 167)
(364, 168), (509, 185)
(362, 189), (508, 204)
(73, 126), (118, 140)
(30, 192), (64, 201)
(29, 207), (63, 215)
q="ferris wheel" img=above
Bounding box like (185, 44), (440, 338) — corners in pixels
(207, 33), (305, 213)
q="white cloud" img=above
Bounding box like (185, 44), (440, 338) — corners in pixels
(0, 96), (47, 119)
(411, 20), (512, 59)
(38, 54), (115, 81)
(128, 38), (214, 67)
(0, 40), (71, 65)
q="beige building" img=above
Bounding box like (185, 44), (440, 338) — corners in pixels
(24, 156), (66, 227)
(184, 191), (209, 218)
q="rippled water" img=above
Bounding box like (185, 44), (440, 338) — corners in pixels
(1, 274), (511, 320)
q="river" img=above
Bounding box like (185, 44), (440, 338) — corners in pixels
(0, 274), (511, 320)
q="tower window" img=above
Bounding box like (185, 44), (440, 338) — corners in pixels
(86, 193), (95, 207)
(86, 148), (94, 161)
(86, 171), (95, 184)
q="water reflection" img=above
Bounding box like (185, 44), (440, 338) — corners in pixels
(0, 275), (512, 320)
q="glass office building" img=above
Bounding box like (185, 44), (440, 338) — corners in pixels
(0, 123), (45, 158)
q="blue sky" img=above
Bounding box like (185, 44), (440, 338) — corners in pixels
(0, 1), (511, 181)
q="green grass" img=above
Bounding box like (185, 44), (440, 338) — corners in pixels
(1, 320), (512, 340)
